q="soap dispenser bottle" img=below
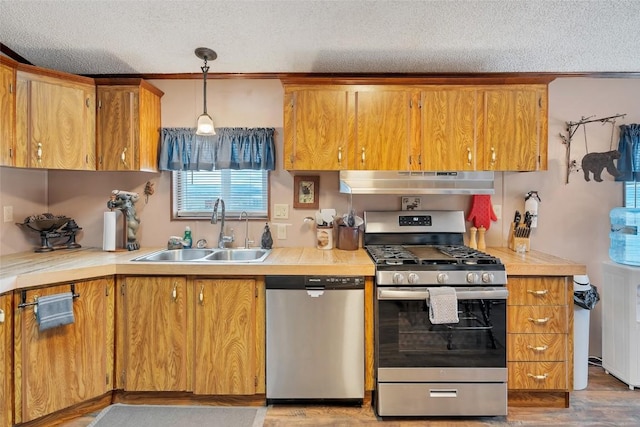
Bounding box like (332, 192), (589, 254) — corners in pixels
(183, 226), (193, 249)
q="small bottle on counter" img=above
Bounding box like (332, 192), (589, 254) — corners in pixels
(183, 226), (193, 249)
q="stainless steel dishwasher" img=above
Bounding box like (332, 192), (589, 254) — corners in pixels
(266, 275), (365, 404)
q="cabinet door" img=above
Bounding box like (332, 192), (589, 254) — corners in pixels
(18, 73), (95, 170)
(0, 293), (13, 427)
(482, 86), (544, 171)
(421, 87), (478, 171)
(14, 278), (112, 423)
(0, 62), (16, 166)
(284, 89), (351, 170)
(97, 86), (139, 171)
(355, 90), (412, 170)
(193, 278), (257, 395)
(122, 276), (188, 391)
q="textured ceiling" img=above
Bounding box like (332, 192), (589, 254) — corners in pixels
(1, 0), (639, 76)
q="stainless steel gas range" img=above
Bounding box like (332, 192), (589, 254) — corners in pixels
(364, 210), (508, 418)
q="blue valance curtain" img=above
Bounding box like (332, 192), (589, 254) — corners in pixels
(616, 124), (640, 182)
(159, 127), (276, 171)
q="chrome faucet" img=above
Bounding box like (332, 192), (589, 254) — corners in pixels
(239, 211), (254, 248)
(211, 198), (234, 248)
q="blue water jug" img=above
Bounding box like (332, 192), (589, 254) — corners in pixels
(609, 207), (640, 266)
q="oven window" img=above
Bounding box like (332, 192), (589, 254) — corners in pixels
(377, 299), (506, 368)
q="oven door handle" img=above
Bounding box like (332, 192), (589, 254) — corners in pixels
(377, 288), (508, 301)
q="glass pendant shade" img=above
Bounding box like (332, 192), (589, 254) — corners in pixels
(197, 113), (215, 135)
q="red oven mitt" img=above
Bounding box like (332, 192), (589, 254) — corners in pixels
(467, 195), (497, 230)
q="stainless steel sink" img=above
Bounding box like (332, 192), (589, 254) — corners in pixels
(131, 248), (270, 263)
(205, 248), (270, 262)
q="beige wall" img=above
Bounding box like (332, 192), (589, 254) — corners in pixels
(1, 77), (639, 357)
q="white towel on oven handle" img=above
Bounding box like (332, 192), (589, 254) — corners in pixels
(427, 286), (459, 324)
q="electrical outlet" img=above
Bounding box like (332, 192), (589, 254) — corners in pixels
(493, 204), (502, 220)
(273, 204), (289, 219)
(3, 206), (13, 223)
(276, 224), (287, 239)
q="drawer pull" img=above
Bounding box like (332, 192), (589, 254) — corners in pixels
(526, 289), (549, 296)
(527, 373), (549, 381)
(527, 345), (549, 352)
(528, 317), (551, 324)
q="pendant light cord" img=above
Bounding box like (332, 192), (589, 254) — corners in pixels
(201, 59), (209, 114)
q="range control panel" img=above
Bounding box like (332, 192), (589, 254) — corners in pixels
(399, 215), (432, 227)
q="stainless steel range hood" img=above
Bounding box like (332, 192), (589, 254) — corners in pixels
(339, 170), (494, 195)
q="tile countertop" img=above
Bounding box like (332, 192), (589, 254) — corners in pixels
(0, 246), (586, 294)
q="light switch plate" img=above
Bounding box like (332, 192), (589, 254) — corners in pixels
(273, 204), (289, 219)
(276, 224), (287, 239)
(3, 206), (13, 223)
(401, 197), (421, 211)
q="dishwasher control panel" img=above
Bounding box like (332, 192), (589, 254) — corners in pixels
(266, 275), (365, 290)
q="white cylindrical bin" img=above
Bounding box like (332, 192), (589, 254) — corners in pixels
(103, 211), (117, 251)
(573, 274), (591, 390)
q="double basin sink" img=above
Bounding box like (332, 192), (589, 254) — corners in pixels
(132, 248), (271, 263)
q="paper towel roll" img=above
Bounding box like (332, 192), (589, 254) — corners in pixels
(103, 211), (116, 251)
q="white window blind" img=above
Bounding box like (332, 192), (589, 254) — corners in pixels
(173, 170), (269, 219)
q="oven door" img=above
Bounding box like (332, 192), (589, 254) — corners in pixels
(376, 286), (508, 382)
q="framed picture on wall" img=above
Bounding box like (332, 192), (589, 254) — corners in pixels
(293, 175), (319, 209)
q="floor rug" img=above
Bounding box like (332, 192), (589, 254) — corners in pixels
(87, 403), (266, 427)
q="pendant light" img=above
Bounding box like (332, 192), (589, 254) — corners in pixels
(195, 47), (217, 135)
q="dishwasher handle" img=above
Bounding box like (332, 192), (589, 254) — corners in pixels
(377, 287), (508, 301)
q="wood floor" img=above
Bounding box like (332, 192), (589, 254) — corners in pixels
(55, 366), (639, 426)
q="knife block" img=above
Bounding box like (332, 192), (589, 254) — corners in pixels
(508, 225), (530, 253)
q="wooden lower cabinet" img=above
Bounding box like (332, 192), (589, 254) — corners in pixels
(13, 277), (114, 424)
(117, 276), (188, 392)
(116, 275), (265, 396)
(1, 292), (13, 427)
(507, 276), (572, 406)
(193, 278), (262, 395)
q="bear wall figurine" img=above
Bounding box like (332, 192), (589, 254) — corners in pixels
(581, 150), (621, 182)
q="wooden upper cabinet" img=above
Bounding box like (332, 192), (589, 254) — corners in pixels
(15, 66), (95, 170)
(421, 87), (478, 171)
(355, 89), (413, 170)
(96, 79), (163, 171)
(481, 85), (547, 171)
(283, 87), (351, 170)
(281, 80), (549, 172)
(0, 57), (17, 167)
(13, 278), (114, 424)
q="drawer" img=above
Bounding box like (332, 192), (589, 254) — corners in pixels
(508, 361), (567, 390)
(508, 277), (567, 306)
(508, 306), (567, 333)
(508, 333), (567, 361)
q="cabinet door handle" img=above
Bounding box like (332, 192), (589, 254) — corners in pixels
(490, 147), (497, 164)
(527, 289), (549, 296)
(527, 345), (549, 352)
(199, 285), (204, 304)
(36, 143), (43, 163)
(172, 283), (178, 301)
(527, 373), (548, 381)
(528, 316), (551, 324)
(467, 147), (472, 165)
(121, 147), (128, 168)
(85, 97), (90, 108)
(338, 147), (342, 165)
(361, 147), (366, 165)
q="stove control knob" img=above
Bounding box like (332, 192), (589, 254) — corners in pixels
(466, 272), (479, 284)
(482, 272), (495, 283)
(393, 273), (405, 284)
(407, 273), (420, 284)
(437, 273), (449, 284)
